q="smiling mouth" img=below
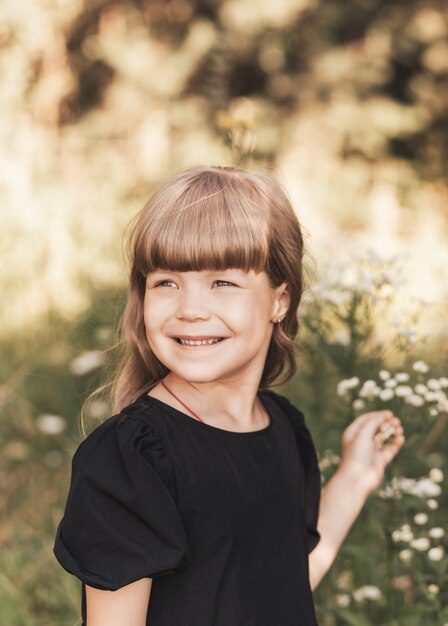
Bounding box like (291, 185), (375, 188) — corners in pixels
(174, 337), (226, 346)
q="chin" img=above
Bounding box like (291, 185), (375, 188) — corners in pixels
(173, 371), (221, 384)
(166, 365), (228, 383)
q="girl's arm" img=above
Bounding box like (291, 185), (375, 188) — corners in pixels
(309, 410), (405, 591)
(86, 578), (152, 625)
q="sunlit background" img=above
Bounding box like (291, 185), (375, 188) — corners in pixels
(1, 1), (447, 624)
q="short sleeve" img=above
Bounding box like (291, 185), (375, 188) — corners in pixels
(53, 412), (191, 591)
(266, 391), (321, 554)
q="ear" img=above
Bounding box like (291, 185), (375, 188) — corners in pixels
(273, 281), (290, 319)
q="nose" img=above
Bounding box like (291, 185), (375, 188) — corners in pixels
(175, 287), (211, 321)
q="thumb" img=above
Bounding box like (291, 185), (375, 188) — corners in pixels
(360, 411), (395, 439)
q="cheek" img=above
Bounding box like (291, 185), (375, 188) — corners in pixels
(143, 297), (163, 335)
(231, 294), (271, 332)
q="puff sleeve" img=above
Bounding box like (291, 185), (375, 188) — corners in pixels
(269, 392), (322, 553)
(53, 413), (191, 591)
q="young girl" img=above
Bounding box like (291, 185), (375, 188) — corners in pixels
(53, 165), (405, 626)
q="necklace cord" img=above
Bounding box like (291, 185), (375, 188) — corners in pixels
(161, 380), (205, 423)
(160, 380), (270, 428)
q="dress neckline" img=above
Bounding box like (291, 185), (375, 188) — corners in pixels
(138, 390), (275, 437)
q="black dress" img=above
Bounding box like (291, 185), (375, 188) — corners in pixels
(53, 389), (322, 626)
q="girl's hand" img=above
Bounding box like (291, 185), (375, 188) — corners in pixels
(339, 410), (405, 495)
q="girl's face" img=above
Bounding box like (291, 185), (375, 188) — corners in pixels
(144, 269), (290, 386)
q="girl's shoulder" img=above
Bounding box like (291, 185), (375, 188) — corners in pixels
(54, 394), (191, 590)
(71, 394), (173, 487)
(77, 394), (161, 446)
(76, 400), (151, 444)
(261, 388), (315, 448)
(262, 389), (320, 494)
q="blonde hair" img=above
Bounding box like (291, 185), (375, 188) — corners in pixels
(112, 165), (307, 412)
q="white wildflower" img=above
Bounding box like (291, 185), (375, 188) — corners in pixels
(395, 385), (413, 397)
(319, 458), (331, 471)
(427, 379), (441, 390)
(392, 525), (414, 543)
(70, 350), (106, 376)
(392, 477), (418, 493)
(427, 584), (439, 595)
(395, 372), (410, 382)
(424, 391), (439, 402)
(353, 585), (383, 603)
(353, 398), (366, 410)
(405, 394), (425, 407)
(414, 383), (428, 394)
(379, 370), (391, 380)
(410, 537), (430, 551)
(337, 377), (360, 396)
(359, 380), (381, 398)
(380, 475), (442, 500)
(398, 549), (413, 563)
(385, 379), (398, 388)
(335, 593), (351, 607)
(439, 377), (448, 388)
(428, 527), (445, 539)
(400, 525), (414, 541)
(36, 414), (66, 435)
(413, 361), (429, 373)
(412, 479), (442, 498)
(429, 468), (443, 483)
(413, 513), (428, 525)
(379, 388), (394, 401)
(429, 407), (439, 417)
(377, 485), (399, 499)
(427, 546), (445, 561)
(427, 499), (439, 510)
(319, 450), (341, 470)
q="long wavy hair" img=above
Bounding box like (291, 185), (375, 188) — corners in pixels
(107, 165), (307, 414)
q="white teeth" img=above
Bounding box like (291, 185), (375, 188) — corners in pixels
(177, 338), (223, 346)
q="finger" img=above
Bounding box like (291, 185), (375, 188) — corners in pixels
(376, 424), (406, 455)
(343, 411), (379, 439)
(362, 411), (397, 439)
(343, 411), (400, 445)
(379, 435), (405, 464)
(376, 415), (405, 443)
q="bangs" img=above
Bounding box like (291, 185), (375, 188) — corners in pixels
(133, 172), (271, 275)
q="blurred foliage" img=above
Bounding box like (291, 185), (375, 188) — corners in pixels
(0, 288), (124, 625)
(0, 0), (447, 333)
(1, 0), (448, 624)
